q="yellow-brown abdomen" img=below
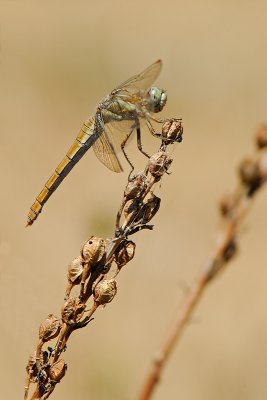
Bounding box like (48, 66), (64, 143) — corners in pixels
(27, 117), (96, 226)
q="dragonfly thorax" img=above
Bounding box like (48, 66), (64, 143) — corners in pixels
(101, 98), (138, 124)
(146, 86), (167, 113)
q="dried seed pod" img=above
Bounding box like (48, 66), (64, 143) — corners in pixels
(239, 158), (262, 194)
(148, 151), (172, 178)
(65, 256), (84, 298)
(124, 174), (148, 199)
(162, 119), (183, 143)
(67, 256), (83, 283)
(81, 236), (106, 265)
(115, 240), (136, 269)
(80, 237), (106, 296)
(93, 279), (117, 305)
(255, 125), (267, 149)
(139, 194), (161, 224)
(61, 297), (85, 325)
(219, 192), (237, 218)
(123, 198), (139, 219)
(39, 314), (61, 343)
(49, 359), (67, 382)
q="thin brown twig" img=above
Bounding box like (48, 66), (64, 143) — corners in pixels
(138, 125), (267, 400)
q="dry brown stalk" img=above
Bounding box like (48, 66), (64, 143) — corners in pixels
(24, 119), (183, 400)
(138, 125), (267, 400)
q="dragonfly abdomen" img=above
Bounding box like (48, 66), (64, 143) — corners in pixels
(27, 117), (97, 226)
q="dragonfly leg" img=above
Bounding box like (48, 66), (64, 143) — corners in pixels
(121, 132), (135, 176)
(136, 122), (150, 158)
(146, 119), (162, 139)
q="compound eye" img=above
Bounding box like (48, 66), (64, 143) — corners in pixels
(147, 87), (167, 113)
(150, 87), (160, 102)
(160, 91), (167, 111)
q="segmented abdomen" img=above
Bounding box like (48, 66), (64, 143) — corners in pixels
(27, 117), (97, 226)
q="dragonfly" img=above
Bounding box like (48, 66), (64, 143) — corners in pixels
(27, 59), (168, 226)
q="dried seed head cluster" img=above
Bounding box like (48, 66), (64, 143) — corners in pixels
(136, 127), (267, 400)
(219, 125), (267, 222)
(25, 117), (183, 399)
(213, 124), (267, 280)
(237, 126), (267, 197)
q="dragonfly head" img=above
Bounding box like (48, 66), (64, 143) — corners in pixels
(146, 86), (167, 113)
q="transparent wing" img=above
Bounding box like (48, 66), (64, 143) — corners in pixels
(112, 60), (162, 96)
(92, 127), (123, 173)
(104, 119), (136, 153)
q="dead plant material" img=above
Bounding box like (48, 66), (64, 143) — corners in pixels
(24, 118), (183, 399)
(138, 125), (267, 400)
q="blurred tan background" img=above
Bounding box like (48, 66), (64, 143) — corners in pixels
(1, 1), (267, 399)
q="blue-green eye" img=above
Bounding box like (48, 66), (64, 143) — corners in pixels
(147, 86), (167, 113)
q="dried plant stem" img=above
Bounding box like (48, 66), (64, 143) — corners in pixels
(138, 127), (267, 400)
(24, 118), (183, 400)
(138, 200), (248, 400)
(139, 274), (207, 400)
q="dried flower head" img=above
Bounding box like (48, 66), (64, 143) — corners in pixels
(39, 315), (61, 343)
(239, 158), (262, 194)
(67, 256), (83, 284)
(81, 236), (106, 265)
(124, 174), (148, 199)
(115, 240), (136, 269)
(139, 194), (161, 224)
(61, 297), (85, 325)
(219, 192), (237, 218)
(162, 119), (183, 143)
(148, 151), (172, 178)
(65, 256), (84, 298)
(123, 198), (139, 220)
(93, 279), (117, 305)
(49, 360), (67, 383)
